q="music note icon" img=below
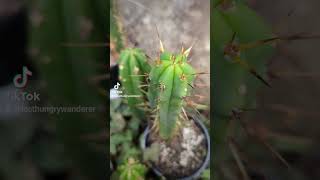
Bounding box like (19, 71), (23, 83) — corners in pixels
(13, 66), (33, 88)
(114, 82), (120, 90)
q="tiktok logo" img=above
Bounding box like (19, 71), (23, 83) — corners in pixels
(13, 66), (32, 88)
(114, 82), (120, 90)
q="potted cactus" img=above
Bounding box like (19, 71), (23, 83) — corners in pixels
(117, 40), (210, 179)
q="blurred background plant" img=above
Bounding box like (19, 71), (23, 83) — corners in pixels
(0, 0), (107, 179)
(213, 0), (320, 180)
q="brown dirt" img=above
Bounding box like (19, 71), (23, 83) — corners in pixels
(148, 119), (207, 178)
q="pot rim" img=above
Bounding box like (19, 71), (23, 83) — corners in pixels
(140, 113), (210, 180)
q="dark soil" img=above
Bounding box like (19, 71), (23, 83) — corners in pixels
(148, 119), (207, 178)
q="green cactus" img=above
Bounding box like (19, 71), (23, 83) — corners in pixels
(213, 0), (273, 116)
(119, 44), (196, 139)
(118, 158), (147, 180)
(148, 50), (196, 139)
(213, 0), (274, 177)
(118, 48), (151, 119)
(29, 0), (107, 179)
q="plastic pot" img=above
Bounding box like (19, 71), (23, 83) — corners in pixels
(140, 113), (210, 180)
